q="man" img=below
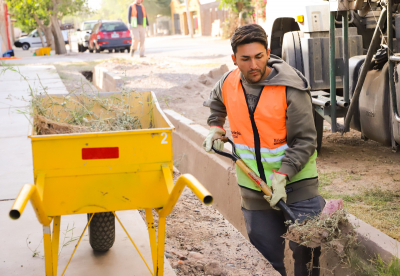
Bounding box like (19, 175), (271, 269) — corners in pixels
(127, 0), (149, 57)
(203, 24), (325, 276)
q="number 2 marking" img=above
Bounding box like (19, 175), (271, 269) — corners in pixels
(161, 132), (168, 144)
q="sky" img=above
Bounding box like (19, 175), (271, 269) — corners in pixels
(87, 0), (101, 10)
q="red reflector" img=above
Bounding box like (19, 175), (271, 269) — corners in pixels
(82, 147), (119, 160)
(123, 40), (132, 43)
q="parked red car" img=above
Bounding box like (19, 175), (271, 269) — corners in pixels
(88, 20), (131, 53)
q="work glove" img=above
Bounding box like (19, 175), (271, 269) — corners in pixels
(202, 126), (226, 153)
(263, 170), (288, 210)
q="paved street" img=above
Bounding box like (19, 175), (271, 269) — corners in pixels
(4, 35), (232, 66)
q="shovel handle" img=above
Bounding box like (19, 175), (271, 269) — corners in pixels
(236, 159), (272, 196)
(213, 137), (297, 222)
(236, 159), (296, 222)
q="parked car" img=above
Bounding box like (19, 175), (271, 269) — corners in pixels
(88, 21), (131, 53)
(14, 29), (69, 50)
(76, 20), (97, 52)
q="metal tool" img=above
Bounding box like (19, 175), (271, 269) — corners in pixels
(212, 137), (296, 223)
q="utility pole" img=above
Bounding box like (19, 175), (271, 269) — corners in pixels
(184, 0), (193, 38)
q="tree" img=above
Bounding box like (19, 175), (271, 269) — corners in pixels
(219, 0), (253, 26)
(7, 0), (91, 54)
(89, 0), (170, 28)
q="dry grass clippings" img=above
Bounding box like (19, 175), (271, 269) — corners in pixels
(284, 210), (357, 259)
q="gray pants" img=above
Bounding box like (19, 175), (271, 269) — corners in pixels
(242, 195), (325, 276)
(130, 26), (145, 57)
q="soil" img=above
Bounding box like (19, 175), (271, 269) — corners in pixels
(139, 171), (279, 276)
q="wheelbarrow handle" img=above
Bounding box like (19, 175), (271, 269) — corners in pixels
(212, 137), (296, 223)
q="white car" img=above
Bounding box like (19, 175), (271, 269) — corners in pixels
(14, 29), (69, 50)
(76, 20), (98, 52)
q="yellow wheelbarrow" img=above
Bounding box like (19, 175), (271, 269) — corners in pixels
(9, 91), (213, 276)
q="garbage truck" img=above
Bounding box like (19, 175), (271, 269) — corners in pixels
(264, 0), (400, 152)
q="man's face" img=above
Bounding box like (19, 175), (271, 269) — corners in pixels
(137, 0), (143, 4)
(231, 42), (270, 83)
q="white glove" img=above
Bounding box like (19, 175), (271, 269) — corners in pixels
(202, 126), (226, 153)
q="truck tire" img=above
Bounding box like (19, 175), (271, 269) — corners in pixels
(87, 212), (115, 252)
(22, 43), (30, 51)
(281, 31), (304, 74)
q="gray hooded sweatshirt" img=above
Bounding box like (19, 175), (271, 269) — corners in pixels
(204, 57), (319, 210)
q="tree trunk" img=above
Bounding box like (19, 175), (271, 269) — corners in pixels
(238, 11), (244, 27)
(37, 28), (45, 48)
(33, 14), (54, 49)
(50, 14), (67, 55)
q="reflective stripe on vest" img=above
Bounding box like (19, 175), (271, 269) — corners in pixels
(222, 68), (318, 190)
(131, 4), (147, 28)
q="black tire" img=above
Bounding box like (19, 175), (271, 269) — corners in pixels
(22, 43), (30, 50)
(78, 43), (82, 52)
(126, 47), (131, 53)
(120, 49), (125, 53)
(313, 109), (324, 153)
(87, 212), (115, 252)
(281, 31), (304, 74)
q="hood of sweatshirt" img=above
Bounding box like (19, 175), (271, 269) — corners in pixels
(240, 55), (310, 91)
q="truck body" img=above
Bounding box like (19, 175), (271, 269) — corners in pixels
(264, 0), (400, 151)
(14, 29), (69, 50)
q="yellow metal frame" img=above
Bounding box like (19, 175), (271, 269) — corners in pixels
(10, 172), (212, 276)
(9, 91), (213, 276)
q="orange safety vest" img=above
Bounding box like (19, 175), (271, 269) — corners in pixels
(130, 4), (147, 27)
(222, 68), (318, 190)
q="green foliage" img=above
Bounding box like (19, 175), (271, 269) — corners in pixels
(7, 0), (51, 33)
(7, 0), (91, 33)
(87, 0), (171, 25)
(219, 0), (252, 13)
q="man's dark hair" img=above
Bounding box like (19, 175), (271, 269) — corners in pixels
(230, 24), (269, 54)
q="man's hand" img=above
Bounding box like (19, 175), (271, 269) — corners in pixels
(203, 126), (226, 153)
(263, 170), (288, 210)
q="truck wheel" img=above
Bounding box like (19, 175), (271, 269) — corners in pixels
(22, 43), (30, 50)
(313, 110), (324, 153)
(87, 212), (116, 252)
(282, 31), (304, 74)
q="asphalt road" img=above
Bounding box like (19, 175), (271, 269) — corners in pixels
(4, 35), (233, 65)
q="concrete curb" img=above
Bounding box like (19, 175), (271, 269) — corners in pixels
(164, 109), (400, 272)
(93, 66), (124, 92)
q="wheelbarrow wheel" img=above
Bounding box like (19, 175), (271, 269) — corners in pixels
(87, 212), (116, 252)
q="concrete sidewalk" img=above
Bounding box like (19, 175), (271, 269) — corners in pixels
(0, 65), (175, 275)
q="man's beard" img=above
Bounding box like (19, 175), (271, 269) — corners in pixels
(246, 67), (266, 83)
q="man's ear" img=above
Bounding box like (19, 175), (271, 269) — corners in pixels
(231, 54), (237, 65)
(266, 48), (271, 59)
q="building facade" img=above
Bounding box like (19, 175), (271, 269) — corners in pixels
(170, 0), (228, 36)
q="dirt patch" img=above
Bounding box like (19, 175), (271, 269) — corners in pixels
(139, 171), (279, 276)
(94, 58), (234, 127)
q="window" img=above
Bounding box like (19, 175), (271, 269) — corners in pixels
(83, 22), (96, 31)
(100, 22), (128, 32)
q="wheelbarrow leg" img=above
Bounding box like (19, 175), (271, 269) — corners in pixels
(43, 224), (54, 275)
(145, 209), (157, 274)
(52, 216), (61, 276)
(157, 216), (167, 276)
